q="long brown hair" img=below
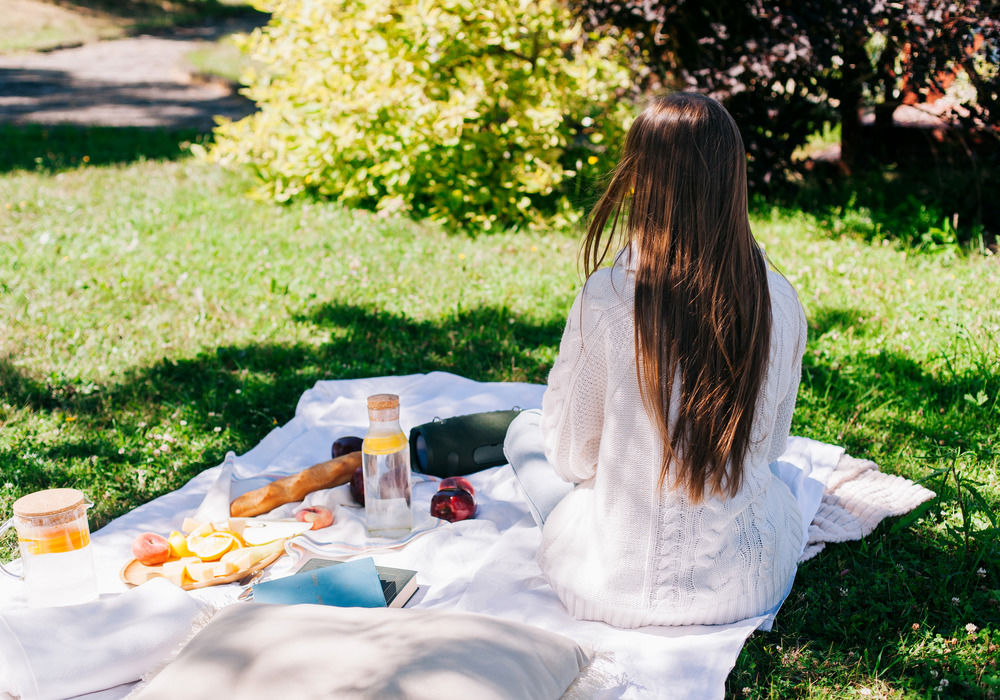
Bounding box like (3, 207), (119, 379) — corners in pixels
(583, 92), (772, 502)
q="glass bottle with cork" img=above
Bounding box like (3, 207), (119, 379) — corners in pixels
(362, 393), (413, 537)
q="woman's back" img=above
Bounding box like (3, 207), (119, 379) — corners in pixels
(537, 250), (807, 627)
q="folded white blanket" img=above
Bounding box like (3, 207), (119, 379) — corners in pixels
(0, 579), (209, 700)
(0, 372), (935, 700)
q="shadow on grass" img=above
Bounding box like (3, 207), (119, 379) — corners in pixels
(723, 302), (1000, 695)
(759, 144), (999, 250)
(47, 0), (267, 35)
(2, 297), (997, 696)
(727, 523), (1000, 696)
(798, 304), (999, 464)
(0, 302), (563, 526)
(0, 124), (213, 173)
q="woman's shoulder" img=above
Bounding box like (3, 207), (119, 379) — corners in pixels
(766, 268), (800, 303)
(579, 262), (632, 312)
(767, 270), (804, 316)
(766, 269), (808, 351)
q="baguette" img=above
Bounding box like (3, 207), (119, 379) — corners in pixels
(230, 452), (362, 517)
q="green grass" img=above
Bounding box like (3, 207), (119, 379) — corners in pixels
(184, 36), (253, 86)
(1, 125), (998, 697)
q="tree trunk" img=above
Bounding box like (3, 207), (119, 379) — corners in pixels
(872, 101), (899, 161)
(839, 34), (869, 174)
(839, 84), (864, 174)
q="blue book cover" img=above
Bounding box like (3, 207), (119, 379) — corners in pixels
(251, 556), (387, 608)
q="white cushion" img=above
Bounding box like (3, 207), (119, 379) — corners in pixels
(133, 603), (590, 700)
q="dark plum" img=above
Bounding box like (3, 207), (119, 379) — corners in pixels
(350, 466), (365, 506)
(332, 436), (364, 459)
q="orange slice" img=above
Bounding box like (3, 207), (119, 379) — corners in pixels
(186, 531), (238, 561)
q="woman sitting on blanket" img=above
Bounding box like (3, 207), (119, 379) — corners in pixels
(506, 93), (807, 627)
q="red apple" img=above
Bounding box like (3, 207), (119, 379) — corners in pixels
(332, 436), (364, 459)
(438, 476), (475, 497)
(350, 465), (365, 506)
(295, 505), (335, 530)
(132, 532), (171, 566)
(430, 488), (476, 522)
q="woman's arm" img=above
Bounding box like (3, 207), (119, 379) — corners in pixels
(540, 290), (609, 483)
(768, 295), (808, 463)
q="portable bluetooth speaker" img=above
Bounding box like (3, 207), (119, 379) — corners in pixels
(409, 409), (522, 478)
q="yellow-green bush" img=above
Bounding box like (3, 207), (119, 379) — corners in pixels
(206, 0), (632, 230)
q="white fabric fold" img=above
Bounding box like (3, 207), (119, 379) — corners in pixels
(0, 579), (208, 700)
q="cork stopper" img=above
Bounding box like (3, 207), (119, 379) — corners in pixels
(367, 393), (400, 420)
(13, 488), (88, 519)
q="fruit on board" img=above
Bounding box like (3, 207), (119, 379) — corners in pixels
(240, 519), (312, 545)
(128, 519), (301, 589)
(295, 505), (334, 530)
(160, 557), (200, 587)
(180, 516), (205, 534)
(185, 530), (239, 561)
(438, 476), (475, 497)
(167, 530), (194, 558)
(332, 436), (364, 458)
(430, 487), (476, 522)
(186, 560), (239, 583)
(350, 465), (365, 506)
(132, 532), (171, 566)
(220, 539), (285, 570)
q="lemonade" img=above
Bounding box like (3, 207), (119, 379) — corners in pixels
(362, 395), (413, 538)
(2, 488), (99, 608)
(17, 521), (98, 607)
(19, 538), (98, 607)
(18, 524), (90, 555)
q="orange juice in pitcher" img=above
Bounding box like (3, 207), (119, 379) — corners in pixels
(1, 488), (99, 607)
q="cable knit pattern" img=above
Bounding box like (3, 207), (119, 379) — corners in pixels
(538, 249), (808, 627)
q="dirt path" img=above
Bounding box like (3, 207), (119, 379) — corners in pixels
(0, 19), (258, 129)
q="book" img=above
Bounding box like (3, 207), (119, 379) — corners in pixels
(250, 556), (387, 608)
(297, 557), (419, 609)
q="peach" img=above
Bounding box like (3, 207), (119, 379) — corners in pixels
(295, 505), (334, 530)
(132, 532), (171, 566)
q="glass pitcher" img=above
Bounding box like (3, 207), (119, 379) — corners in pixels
(1, 488), (99, 607)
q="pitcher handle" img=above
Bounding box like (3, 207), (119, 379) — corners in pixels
(0, 518), (23, 580)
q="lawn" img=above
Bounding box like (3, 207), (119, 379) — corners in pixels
(1, 125), (998, 697)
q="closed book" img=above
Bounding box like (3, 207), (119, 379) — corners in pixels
(297, 557), (419, 608)
(251, 556), (386, 607)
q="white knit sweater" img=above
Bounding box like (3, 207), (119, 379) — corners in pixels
(538, 248), (807, 627)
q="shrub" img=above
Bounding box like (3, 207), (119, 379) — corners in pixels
(206, 0), (633, 230)
(573, 0), (999, 192)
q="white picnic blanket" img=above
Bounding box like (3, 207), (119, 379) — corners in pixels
(0, 372), (935, 700)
